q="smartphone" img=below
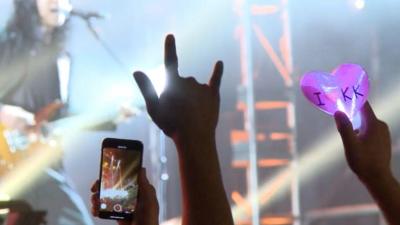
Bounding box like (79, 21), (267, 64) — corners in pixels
(98, 138), (143, 220)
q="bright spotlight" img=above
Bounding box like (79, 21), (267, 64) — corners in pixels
(146, 65), (167, 96)
(353, 0), (365, 10)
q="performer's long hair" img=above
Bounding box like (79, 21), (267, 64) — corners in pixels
(3, 0), (68, 53)
(0, 0), (70, 100)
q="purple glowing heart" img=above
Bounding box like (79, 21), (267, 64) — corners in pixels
(300, 64), (369, 120)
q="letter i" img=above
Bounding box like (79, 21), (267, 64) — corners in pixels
(313, 92), (325, 106)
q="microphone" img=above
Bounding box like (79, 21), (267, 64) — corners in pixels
(51, 7), (105, 21)
(70, 9), (105, 20)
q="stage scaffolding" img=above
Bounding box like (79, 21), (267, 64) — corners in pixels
(231, 0), (300, 224)
(230, 1), (386, 225)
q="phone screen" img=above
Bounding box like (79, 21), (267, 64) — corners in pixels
(99, 146), (142, 218)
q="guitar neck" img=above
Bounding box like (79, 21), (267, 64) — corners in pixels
(46, 109), (119, 136)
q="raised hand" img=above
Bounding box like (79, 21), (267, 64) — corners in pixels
(133, 34), (233, 225)
(334, 102), (400, 225)
(334, 102), (392, 182)
(90, 169), (159, 225)
(133, 34), (223, 143)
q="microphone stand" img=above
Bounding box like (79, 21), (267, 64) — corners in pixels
(81, 18), (130, 73)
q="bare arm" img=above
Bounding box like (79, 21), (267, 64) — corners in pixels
(334, 102), (400, 225)
(362, 172), (400, 225)
(133, 34), (234, 225)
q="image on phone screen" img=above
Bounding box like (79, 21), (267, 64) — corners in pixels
(99, 146), (142, 217)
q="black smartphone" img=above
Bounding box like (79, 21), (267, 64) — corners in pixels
(98, 138), (143, 220)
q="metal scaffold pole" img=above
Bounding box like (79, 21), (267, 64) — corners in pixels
(232, 0), (300, 224)
(239, 0), (260, 224)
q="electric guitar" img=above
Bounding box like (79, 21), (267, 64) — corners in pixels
(0, 101), (138, 176)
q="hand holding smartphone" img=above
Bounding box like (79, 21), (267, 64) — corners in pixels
(98, 138), (143, 220)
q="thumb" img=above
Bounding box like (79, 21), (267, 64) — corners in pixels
(334, 111), (357, 152)
(90, 180), (100, 193)
(138, 169), (156, 200)
(133, 72), (159, 120)
(137, 168), (159, 225)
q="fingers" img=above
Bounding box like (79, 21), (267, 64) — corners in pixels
(380, 121), (392, 148)
(90, 180), (100, 193)
(34, 100), (64, 124)
(91, 192), (100, 216)
(360, 102), (380, 136)
(362, 102), (378, 125)
(133, 72), (159, 120)
(334, 111), (357, 150)
(209, 61), (224, 93)
(117, 220), (133, 225)
(90, 180), (100, 216)
(138, 168), (151, 190)
(164, 34), (179, 78)
(138, 168), (159, 214)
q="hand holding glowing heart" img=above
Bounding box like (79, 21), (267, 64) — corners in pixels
(300, 64), (369, 124)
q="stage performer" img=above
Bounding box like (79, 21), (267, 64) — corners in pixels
(0, 0), (94, 224)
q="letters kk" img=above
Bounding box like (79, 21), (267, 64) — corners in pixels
(313, 85), (363, 105)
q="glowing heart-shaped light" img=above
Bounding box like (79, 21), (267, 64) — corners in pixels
(300, 64), (369, 124)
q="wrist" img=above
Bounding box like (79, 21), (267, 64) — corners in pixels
(173, 128), (215, 144)
(172, 129), (216, 154)
(359, 168), (395, 188)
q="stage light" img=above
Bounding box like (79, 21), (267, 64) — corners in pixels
(161, 173), (169, 181)
(146, 65), (167, 96)
(353, 0), (365, 10)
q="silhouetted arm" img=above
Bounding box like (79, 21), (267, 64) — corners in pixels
(335, 103), (400, 225)
(133, 34), (234, 225)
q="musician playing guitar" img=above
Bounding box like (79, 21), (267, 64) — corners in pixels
(0, 0), (120, 224)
